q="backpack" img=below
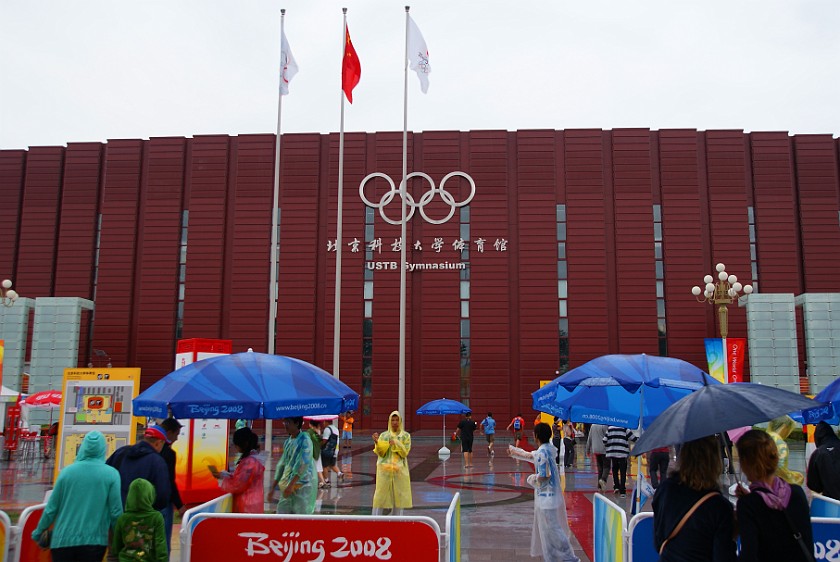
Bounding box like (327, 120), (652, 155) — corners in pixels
(322, 426), (339, 458)
(513, 418), (522, 430)
(306, 428), (321, 460)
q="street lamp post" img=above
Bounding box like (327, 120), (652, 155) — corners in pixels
(1, 279), (18, 307)
(691, 263), (753, 338)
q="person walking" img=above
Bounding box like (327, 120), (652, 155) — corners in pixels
(269, 417), (318, 514)
(648, 446), (670, 489)
(508, 423), (580, 562)
(321, 421), (344, 483)
(652, 436), (737, 561)
(111, 478), (168, 562)
(372, 411), (412, 515)
(107, 425), (171, 511)
(480, 412), (496, 457)
(562, 420), (576, 468)
(455, 412), (478, 468)
(807, 421), (840, 500)
(158, 417), (184, 553)
(586, 424), (610, 492)
(31, 431), (123, 562)
(603, 425), (636, 497)
(735, 429), (813, 562)
(507, 413), (526, 448)
(212, 427), (265, 513)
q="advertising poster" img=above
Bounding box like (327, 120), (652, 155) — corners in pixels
(55, 367), (141, 480)
(704, 338), (727, 384)
(537, 380), (553, 424)
(173, 340), (231, 504)
(0, 339), (4, 387)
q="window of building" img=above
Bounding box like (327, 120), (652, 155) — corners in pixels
(459, 205), (471, 406)
(557, 204), (569, 373)
(653, 205), (667, 356)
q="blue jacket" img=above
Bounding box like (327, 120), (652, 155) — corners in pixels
(106, 440), (171, 511)
(32, 431), (123, 548)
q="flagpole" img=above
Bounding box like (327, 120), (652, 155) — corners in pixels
(333, 8), (347, 382)
(265, 6), (287, 498)
(397, 6), (411, 419)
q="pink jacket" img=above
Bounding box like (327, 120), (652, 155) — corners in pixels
(220, 453), (265, 513)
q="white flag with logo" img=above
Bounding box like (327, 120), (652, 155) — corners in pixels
(279, 31), (299, 95)
(407, 15), (430, 93)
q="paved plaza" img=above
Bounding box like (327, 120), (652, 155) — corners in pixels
(0, 431), (811, 561)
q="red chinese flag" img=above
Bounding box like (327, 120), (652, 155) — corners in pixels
(342, 26), (361, 103)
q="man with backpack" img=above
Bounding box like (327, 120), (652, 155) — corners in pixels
(306, 420), (327, 489)
(507, 414), (526, 448)
(321, 421), (344, 485)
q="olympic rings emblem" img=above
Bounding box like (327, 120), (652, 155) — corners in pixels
(358, 171), (476, 226)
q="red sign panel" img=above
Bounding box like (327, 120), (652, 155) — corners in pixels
(726, 338), (747, 383)
(189, 515), (440, 562)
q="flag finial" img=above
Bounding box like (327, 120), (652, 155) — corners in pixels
(342, 7), (347, 14)
(405, 6), (410, 12)
(281, 8), (285, 15)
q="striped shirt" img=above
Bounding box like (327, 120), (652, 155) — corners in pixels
(603, 426), (636, 458)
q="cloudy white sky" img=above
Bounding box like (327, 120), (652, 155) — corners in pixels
(1, 0), (838, 150)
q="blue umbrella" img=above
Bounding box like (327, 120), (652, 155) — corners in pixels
(532, 354), (719, 430)
(417, 398), (471, 451)
(793, 376), (840, 425)
(133, 352), (359, 419)
(633, 382), (825, 454)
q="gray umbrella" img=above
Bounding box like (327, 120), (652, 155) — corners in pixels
(633, 382), (823, 455)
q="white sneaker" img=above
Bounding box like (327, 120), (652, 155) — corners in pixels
(598, 479), (606, 492)
(338, 472), (345, 480)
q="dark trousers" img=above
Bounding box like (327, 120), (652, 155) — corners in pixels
(51, 545), (107, 562)
(162, 503), (174, 552)
(648, 451), (670, 488)
(563, 438), (575, 467)
(611, 456), (628, 493)
(595, 453), (611, 483)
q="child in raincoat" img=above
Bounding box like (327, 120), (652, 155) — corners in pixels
(509, 422), (579, 562)
(372, 410), (412, 515)
(111, 478), (168, 562)
(212, 427), (265, 513)
(269, 417), (318, 514)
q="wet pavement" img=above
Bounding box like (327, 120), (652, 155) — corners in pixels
(0, 433), (811, 561)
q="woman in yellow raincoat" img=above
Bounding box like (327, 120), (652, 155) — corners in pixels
(372, 410), (412, 515)
(766, 415), (804, 485)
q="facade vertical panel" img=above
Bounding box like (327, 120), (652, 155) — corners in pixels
(469, 132), (514, 416)
(55, 142), (103, 367)
(16, 147), (64, 297)
(321, 132), (366, 415)
(658, 131), (707, 367)
(516, 130), (559, 399)
(413, 131), (462, 428)
(749, 133), (801, 293)
(612, 129), (659, 353)
(133, 138), (186, 384)
(794, 135), (840, 292)
(276, 133), (322, 361)
(227, 135), (274, 352)
(92, 140), (143, 368)
(0, 151), (27, 281)
(182, 135), (231, 339)
(705, 131), (752, 341)
(565, 130), (611, 361)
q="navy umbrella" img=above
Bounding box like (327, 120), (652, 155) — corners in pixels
(633, 382), (824, 455)
(417, 398), (471, 453)
(133, 352), (359, 419)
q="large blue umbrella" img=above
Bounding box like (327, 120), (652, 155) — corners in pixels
(532, 354), (719, 430)
(133, 352), (359, 419)
(632, 382), (824, 454)
(417, 398), (471, 452)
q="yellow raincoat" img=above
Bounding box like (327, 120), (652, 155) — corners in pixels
(767, 416), (804, 485)
(372, 410), (412, 510)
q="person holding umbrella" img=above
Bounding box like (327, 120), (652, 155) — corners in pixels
(652, 436), (737, 561)
(735, 429), (813, 562)
(372, 411), (412, 515)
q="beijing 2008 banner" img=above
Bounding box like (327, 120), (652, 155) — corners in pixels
(705, 338), (746, 384)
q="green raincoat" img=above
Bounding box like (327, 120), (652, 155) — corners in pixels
(111, 478), (168, 562)
(372, 410), (413, 509)
(274, 430), (318, 514)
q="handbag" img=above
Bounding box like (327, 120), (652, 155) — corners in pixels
(36, 528), (51, 549)
(659, 491), (718, 555)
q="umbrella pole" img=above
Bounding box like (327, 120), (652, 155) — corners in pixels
(635, 384), (644, 515)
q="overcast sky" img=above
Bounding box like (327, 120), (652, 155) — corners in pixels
(1, 0), (838, 150)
